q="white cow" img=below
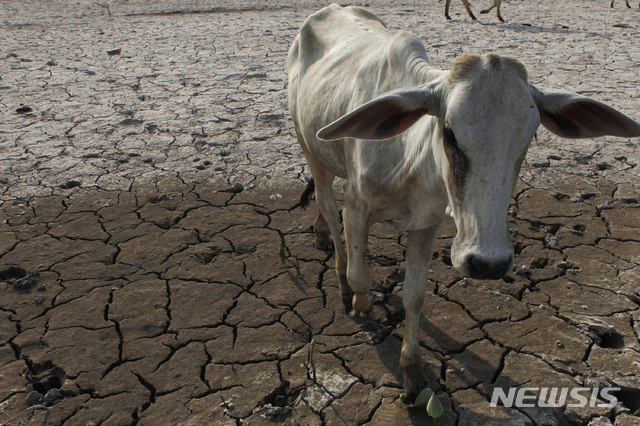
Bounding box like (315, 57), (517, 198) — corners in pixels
(287, 4), (640, 399)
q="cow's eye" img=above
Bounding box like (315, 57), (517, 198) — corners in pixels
(442, 126), (457, 149)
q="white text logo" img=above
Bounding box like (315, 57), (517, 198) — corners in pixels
(490, 387), (620, 408)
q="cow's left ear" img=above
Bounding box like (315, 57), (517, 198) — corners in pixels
(317, 83), (442, 141)
(531, 85), (640, 139)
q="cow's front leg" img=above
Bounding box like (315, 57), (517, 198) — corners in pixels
(342, 200), (373, 314)
(400, 225), (440, 399)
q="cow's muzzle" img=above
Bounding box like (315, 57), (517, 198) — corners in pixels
(464, 253), (513, 280)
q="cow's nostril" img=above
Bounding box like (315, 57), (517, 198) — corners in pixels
(467, 255), (512, 280)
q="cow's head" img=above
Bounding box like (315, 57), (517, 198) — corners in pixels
(318, 53), (640, 280)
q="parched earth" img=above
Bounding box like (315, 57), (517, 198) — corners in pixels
(1, 1), (640, 425)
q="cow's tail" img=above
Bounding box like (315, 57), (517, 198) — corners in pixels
(299, 178), (315, 210)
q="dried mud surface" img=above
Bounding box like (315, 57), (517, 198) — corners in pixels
(1, 0), (639, 425)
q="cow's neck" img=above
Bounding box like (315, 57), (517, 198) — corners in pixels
(409, 56), (447, 86)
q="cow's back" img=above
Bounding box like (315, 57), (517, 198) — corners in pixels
(287, 4), (389, 86)
(288, 4), (430, 178)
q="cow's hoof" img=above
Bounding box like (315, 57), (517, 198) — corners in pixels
(352, 293), (372, 313)
(341, 294), (353, 313)
(402, 361), (429, 401)
(403, 389), (424, 405)
(315, 240), (334, 252)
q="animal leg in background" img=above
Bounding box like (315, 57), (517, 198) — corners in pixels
(480, 0), (505, 22)
(444, 0), (477, 20)
(610, 0), (633, 7)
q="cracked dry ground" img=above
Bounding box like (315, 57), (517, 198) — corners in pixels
(2, 0), (640, 425)
(0, 173), (639, 426)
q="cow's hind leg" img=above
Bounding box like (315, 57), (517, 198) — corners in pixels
(313, 209), (333, 250)
(342, 192), (373, 314)
(299, 178), (333, 250)
(401, 225), (440, 399)
(301, 165), (351, 311)
(313, 173), (352, 310)
(295, 130), (352, 310)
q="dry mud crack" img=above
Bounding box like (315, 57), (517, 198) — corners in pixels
(1, 175), (639, 425)
(1, 0), (640, 425)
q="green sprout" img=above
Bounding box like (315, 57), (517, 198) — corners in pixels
(427, 391), (444, 419)
(279, 241), (302, 277)
(400, 387), (444, 421)
(308, 338), (317, 383)
(399, 387), (432, 408)
(0, 405), (48, 426)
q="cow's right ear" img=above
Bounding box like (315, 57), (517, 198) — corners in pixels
(531, 85), (640, 139)
(316, 84), (442, 141)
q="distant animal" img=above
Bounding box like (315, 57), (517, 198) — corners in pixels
(610, 0), (638, 7)
(287, 4), (640, 401)
(443, 0), (505, 22)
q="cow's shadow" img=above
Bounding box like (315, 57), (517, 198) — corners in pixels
(485, 20), (597, 37)
(364, 306), (570, 426)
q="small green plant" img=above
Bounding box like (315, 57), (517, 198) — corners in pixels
(308, 338), (317, 383)
(0, 405), (48, 426)
(400, 388), (443, 422)
(399, 387), (432, 408)
(279, 241), (302, 277)
(426, 391), (444, 419)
